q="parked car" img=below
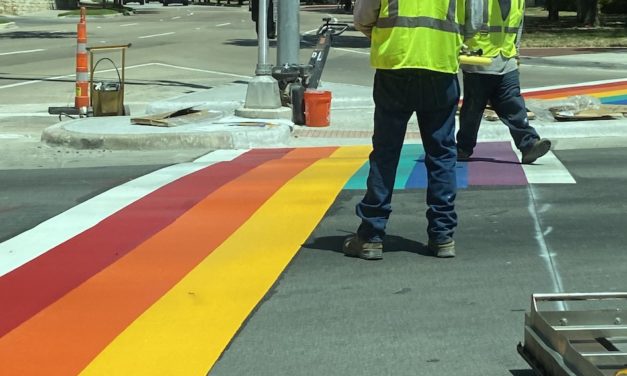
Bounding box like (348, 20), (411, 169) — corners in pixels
(163, 0), (189, 5)
(123, 0), (145, 4)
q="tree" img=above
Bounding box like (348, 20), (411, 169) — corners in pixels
(545, 0), (601, 26)
(578, 0), (601, 26)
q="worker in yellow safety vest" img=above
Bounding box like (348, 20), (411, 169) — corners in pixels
(457, 0), (551, 164)
(344, 0), (484, 260)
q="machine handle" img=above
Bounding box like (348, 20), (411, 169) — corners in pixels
(531, 292), (627, 312)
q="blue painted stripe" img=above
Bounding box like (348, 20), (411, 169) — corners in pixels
(404, 155), (468, 189)
(601, 94), (627, 105)
(404, 154), (427, 188)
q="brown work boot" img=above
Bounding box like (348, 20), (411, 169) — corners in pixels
(521, 139), (551, 164)
(343, 235), (383, 260)
(428, 240), (456, 258)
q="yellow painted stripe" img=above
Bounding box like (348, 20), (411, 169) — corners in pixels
(80, 145), (372, 376)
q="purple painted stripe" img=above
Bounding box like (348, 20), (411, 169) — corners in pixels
(467, 142), (527, 186)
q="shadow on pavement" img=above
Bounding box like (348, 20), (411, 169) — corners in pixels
(301, 34), (369, 49)
(509, 369), (535, 376)
(463, 157), (522, 165)
(303, 234), (432, 257)
(0, 31), (74, 39)
(226, 35), (368, 49)
(0, 75), (213, 90)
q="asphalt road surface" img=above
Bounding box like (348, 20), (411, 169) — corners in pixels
(1, 5), (627, 375)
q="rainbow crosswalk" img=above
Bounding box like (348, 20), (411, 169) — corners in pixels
(523, 78), (627, 105)
(0, 142), (574, 375)
(345, 142), (539, 189)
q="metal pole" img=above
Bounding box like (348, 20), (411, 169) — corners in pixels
(255, 0), (272, 75)
(277, 0), (300, 66)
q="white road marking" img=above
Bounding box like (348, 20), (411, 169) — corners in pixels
(0, 63), (154, 90)
(335, 47), (369, 55)
(0, 49), (45, 56)
(522, 77), (627, 94)
(138, 32), (176, 39)
(0, 149), (249, 277)
(0, 113), (52, 117)
(152, 62), (250, 79)
(0, 61), (244, 90)
(120, 23), (139, 27)
(511, 141), (576, 184)
(172, 16), (181, 20)
(528, 186), (567, 311)
(0, 134), (25, 139)
(216, 23), (230, 27)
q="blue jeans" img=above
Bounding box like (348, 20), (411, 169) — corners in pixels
(457, 70), (540, 154)
(356, 69), (459, 244)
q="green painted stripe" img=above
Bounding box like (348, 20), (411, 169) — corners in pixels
(343, 144), (424, 190)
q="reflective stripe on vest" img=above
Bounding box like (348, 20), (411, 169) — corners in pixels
(466, 0), (522, 58)
(370, 0), (465, 73)
(375, 0), (463, 35)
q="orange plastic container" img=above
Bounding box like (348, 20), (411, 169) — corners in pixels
(304, 90), (332, 127)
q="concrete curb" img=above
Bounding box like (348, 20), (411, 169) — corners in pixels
(521, 56), (627, 70)
(41, 116), (292, 150)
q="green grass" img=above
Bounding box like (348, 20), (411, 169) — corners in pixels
(522, 7), (627, 47)
(0, 16), (10, 24)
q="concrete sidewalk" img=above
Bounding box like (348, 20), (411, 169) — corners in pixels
(39, 50), (627, 150)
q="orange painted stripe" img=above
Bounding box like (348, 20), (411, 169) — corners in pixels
(527, 87), (627, 100)
(524, 81), (627, 99)
(0, 147), (337, 376)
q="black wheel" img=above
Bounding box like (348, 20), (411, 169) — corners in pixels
(163, 0), (168, 5)
(183, 0), (189, 5)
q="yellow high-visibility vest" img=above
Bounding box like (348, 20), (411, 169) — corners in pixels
(370, 0), (466, 74)
(466, 0), (523, 58)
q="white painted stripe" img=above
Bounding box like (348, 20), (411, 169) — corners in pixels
(0, 63), (154, 90)
(522, 78), (627, 94)
(0, 113), (52, 117)
(335, 47), (369, 55)
(511, 141), (576, 184)
(0, 49), (45, 56)
(0, 149), (249, 277)
(216, 22), (230, 27)
(172, 16), (181, 20)
(152, 62), (250, 79)
(527, 186), (567, 311)
(120, 23), (138, 27)
(138, 32), (176, 39)
(0, 134), (25, 139)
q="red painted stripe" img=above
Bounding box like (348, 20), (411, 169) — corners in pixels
(0, 149), (291, 338)
(0, 147), (337, 376)
(524, 81), (627, 98)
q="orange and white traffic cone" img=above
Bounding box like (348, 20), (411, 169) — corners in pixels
(74, 7), (89, 113)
